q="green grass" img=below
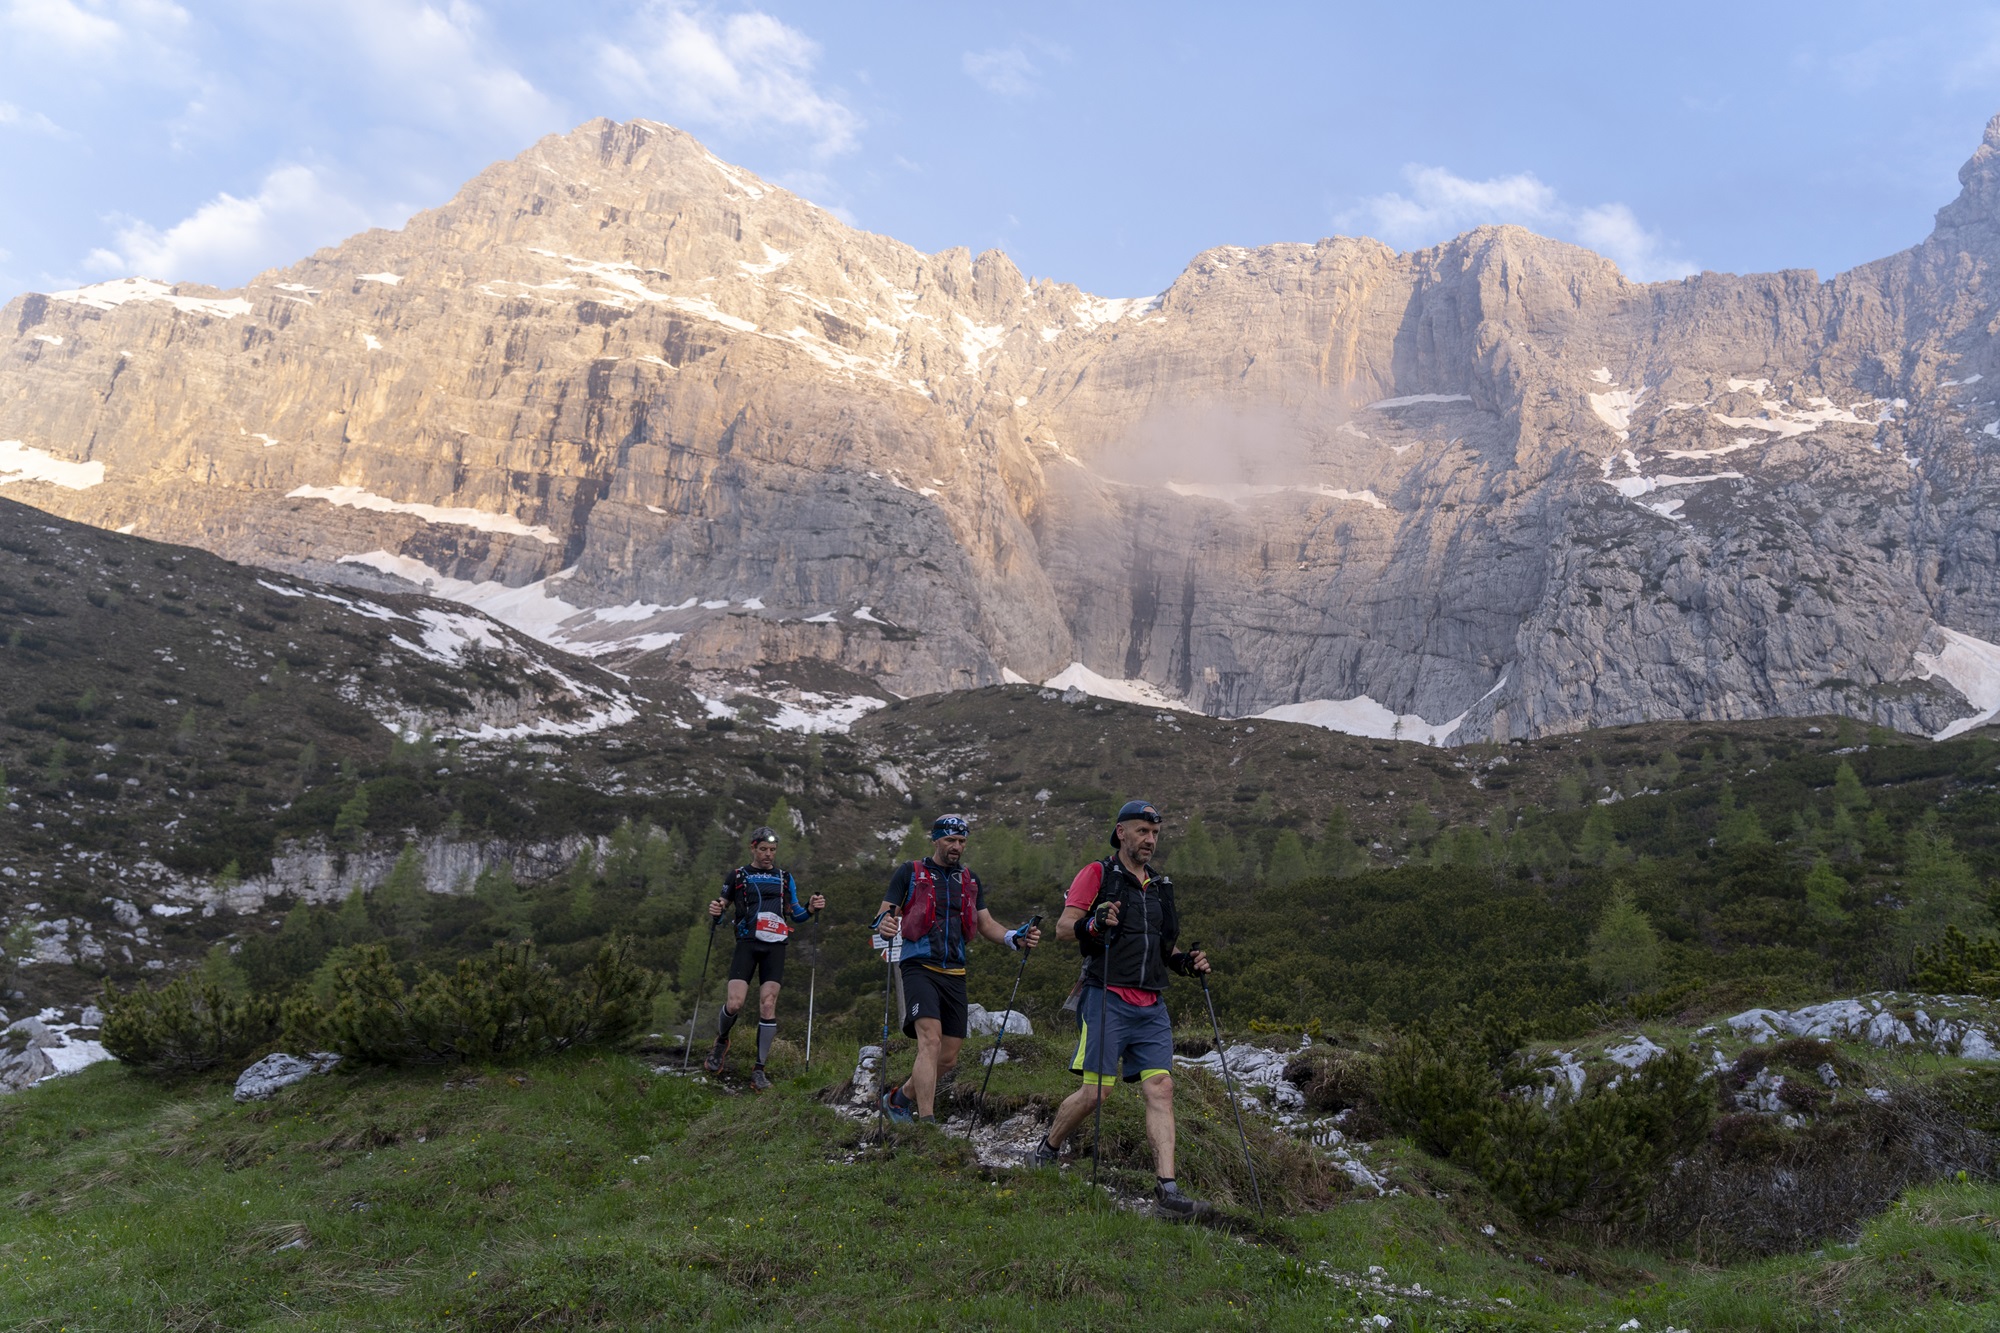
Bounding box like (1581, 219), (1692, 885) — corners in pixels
(3, 1041), (1996, 1331)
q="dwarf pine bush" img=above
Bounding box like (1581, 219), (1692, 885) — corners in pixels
(1380, 1012), (1713, 1231)
(100, 976), (284, 1074)
(287, 937), (661, 1065)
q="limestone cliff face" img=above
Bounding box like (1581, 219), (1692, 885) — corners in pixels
(8, 114), (2000, 740)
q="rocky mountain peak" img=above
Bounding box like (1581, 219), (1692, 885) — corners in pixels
(7, 115), (2000, 744)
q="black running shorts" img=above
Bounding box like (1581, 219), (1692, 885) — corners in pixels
(728, 937), (785, 986)
(899, 963), (968, 1040)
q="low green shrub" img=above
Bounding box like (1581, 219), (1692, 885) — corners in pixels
(1379, 1012), (1713, 1231)
(1913, 925), (2000, 998)
(100, 976), (283, 1074)
(286, 937), (661, 1065)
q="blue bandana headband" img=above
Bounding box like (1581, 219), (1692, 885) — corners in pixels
(931, 814), (969, 840)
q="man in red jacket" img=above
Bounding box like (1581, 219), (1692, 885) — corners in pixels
(1020, 800), (1210, 1217)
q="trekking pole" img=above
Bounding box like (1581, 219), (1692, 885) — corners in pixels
(976, 914), (1041, 1118)
(1191, 942), (1264, 1218)
(1090, 904), (1120, 1201)
(804, 910), (820, 1065)
(682, 913), (722, 1071)
(1090, 977), (1110, 1198)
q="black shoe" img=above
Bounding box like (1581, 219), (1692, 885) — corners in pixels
(750, 1066), (773, 1093)
(1019, 1138), (1060, 1169)
(702, 1038), (729, 1075)
(1154, 1180), (1207, 1218)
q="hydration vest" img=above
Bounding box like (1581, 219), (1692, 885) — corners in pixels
(899, 859), (981, 962)
(726, 865), (802, 943)
(1078, 857), (1179, 993)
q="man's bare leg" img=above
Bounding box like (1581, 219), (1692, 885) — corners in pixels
(1140, 1073), (1177, 1180)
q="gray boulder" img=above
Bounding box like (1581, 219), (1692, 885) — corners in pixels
(233, 1052), (342, 1102)
(965, 1003), (1031, 1037)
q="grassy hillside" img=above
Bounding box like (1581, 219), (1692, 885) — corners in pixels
(2, 1035), (1996, 1331)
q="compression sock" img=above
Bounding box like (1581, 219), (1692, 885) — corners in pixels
(716, 1004), (740, 1038)
(756, 1019), (777, 1066)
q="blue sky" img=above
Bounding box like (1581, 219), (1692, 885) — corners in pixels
(2, 1), (1999, 301)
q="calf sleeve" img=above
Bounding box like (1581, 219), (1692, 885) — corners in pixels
(757, 1019), (777, 1066)
(716, 1004), (740, 1038)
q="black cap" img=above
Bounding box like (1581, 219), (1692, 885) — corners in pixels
(748, 826), (779, 844)
(1109, 800), (1161, 846)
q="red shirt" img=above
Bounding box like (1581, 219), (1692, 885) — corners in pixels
(1065, 861), (1160, 1007)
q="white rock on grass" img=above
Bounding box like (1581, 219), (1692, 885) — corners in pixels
(964, 1003), (1031, 1037)
(233, 1052), (341, 1102)
(1604, 1035), (1666, 1069)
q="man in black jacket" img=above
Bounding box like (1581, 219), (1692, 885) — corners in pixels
(1020, 800), (1210, 1217)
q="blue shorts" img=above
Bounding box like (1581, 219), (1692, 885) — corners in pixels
(1069, 987), (1174, 1086)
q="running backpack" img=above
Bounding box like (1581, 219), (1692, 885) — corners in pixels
(898, 860), (980, 945)
(728, 867), (796, 943)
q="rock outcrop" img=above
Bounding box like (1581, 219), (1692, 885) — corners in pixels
(10, 115), (2000, 740)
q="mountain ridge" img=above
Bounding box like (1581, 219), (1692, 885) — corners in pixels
(8, 115), (2000, 741)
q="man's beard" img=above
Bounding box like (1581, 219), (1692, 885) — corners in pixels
(936, 849), (961, 867)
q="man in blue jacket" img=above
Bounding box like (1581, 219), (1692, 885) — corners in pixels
(704, 825), (824, 1091)
(875, 814), (1041, 1123)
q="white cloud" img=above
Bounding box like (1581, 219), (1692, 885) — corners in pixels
(3, 0), (186, 53)
(1342, 165), (1696, 283)
(305, 0), (559, 143)
(963, 45), (1036, 96)
(85, 163), (398, 286)
(0, 101), (63, 134)
(599, 2), (859, 155)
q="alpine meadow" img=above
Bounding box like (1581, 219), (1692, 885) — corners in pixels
(4, 43), (2000, 1333)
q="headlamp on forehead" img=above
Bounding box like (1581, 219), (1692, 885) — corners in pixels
(1110, 799), (1162, 846)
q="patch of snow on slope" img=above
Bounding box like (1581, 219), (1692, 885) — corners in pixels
(1913, 626), (2000, 740)
(0, 441), (104, 490)
(357, 272), (402, 285)
(287, 485), (557, 544)
(1712, 389), (1875, 438)
(1071, 293), (1162, 328)
(737, 244), (791, 276)
(1043, 662), (1195, 712)
(32, 334), (61, 346)
(338, 552), (689, 660)
(1256, 674), (1507, 747)
(1365, 393), (1472, 410)
(703, 151), (768, 199)
(46, 276), (251, 318)
(1662, 440), (1750, 460)
(1589, 366), (1614, 384)
(1602, 471), (1742, 500)
(768, 692), (887, 734)
(1588, 386), (1645, 440)
(954, 314), (1005, 373)
(1164, 481), (1387, 509)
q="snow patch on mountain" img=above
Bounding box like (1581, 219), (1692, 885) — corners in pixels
(288, 486), (557, 543)
(0, 441), (104, 491)
(1913, 625), (2000, 739)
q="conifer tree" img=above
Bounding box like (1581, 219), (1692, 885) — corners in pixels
(1804, 857), (1849, 925)
(1587, 889), (1662, 999)
(1266, 829), (1309, 888)
(375, 843), (430, 938)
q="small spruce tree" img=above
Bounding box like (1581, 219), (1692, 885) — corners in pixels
(1587, 889), (1662, 999)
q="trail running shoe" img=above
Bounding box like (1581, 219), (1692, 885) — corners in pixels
(879, 1085), (915, 1123)
(1019, 1138), (1060, 1170)
(702, 1037), (729, 1075)
(750, 1066), (773, 1093)
(1154, 1180), (1207, 1219)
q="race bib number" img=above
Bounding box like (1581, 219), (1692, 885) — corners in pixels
(753, 911), (791, 944)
